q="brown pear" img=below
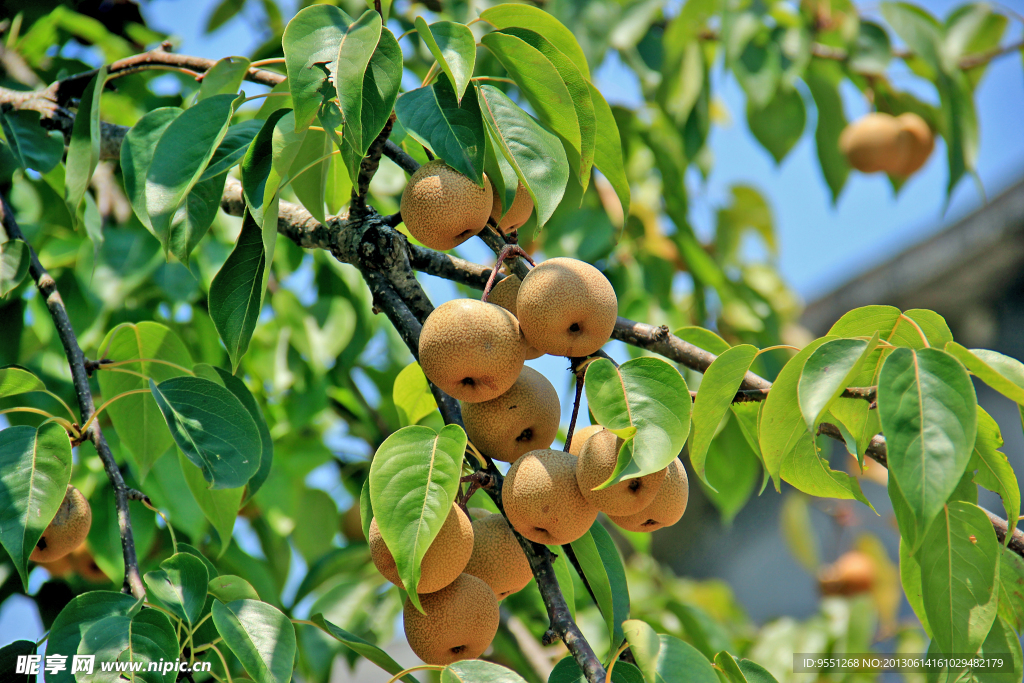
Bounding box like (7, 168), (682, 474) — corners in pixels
(461, 366), (560, 463)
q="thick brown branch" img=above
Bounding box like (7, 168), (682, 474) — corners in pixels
(350, 113), (396, 219)
(0, 193), (145, 599)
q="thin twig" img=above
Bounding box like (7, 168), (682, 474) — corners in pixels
(0, 192), (145, 599)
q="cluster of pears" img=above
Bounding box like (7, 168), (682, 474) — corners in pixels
(31, 485), (92, 564)
(503, 426), (690, 546)
(839, 112), (934, 177)
(400, 160), (535, 251)
(368, 505), (533, 665)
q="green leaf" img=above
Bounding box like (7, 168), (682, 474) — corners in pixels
(0, 109), (64, 173)
(804, 60), (849, 203)
(368, 424), (466, 611)
(47, 592), (139, 683)
(798, 334), (879, 431)
(178, 450), (243, 557)
(737, 659), (779, 683)
(495, 27), (597, 189)
(210, 213), (266, 371)
(0, 640), (35, 683)
(290, 128), (332, 223)
(622, 619), (719, 683)
(919, 501), (999, 655)
(212, 599), (296, 683)
(569, 520), (630, 646)
(150, 375), (261, 489)
(333, 11), (382, 167)
(197, 56), (250, 102)
(482, 32), (588, 184)
(200, 119), (265, 181)
(122, 107), (181, 231)
(550, 550), (576, 621)
(415, 18), (475, 103)
(144, 552), (210, 627)
(781, 492), (820, 573)
(65, 67), (107, 232)
(96, 322), (193, 480)
(702, 416), (761, 524)
(311, 614), (419, 682)
(878, 348), (978, 544)
(0, 240), (29, 298)
(881, 2), (942, 72)
(147, 93), (240, 263)
(850, 21), (893, 75)
(584, 357), (691, 488)
(209, 574), (260, 602)
(197, 365), (273, 502)
(747, 84), (805, 165)
(674, 327), (731, 355)
(690, 344), (757, 486)
(966, 615), (1023, 681)
(946, 343), (1024, 405)
(589, 84), (630, 223)
(282, 4), (354, 131)
(442, 660), (528, 682)
(292, 488), (338, 561)
(996, 545), (1024, 633)
(393, 362), (438, 427)
(0, 423), (73, 588)
(480, 4), (589, 79)
(971, 407), (1019, 548)
(80, 609), (178, 683)
(781, 435), (871, 506)
(548, 657), (644, 683)
(828, 306), (952, 348)
(759, 337), (831, 487)
(395, 75), (486, 184)
(477, 84), (569, 226)
(899, 538), (930, 635)
(0, 365), (44, 397)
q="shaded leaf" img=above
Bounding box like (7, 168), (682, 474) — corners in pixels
(971, 407), (1019, 548)
(0, 110), (64, 173)
(747, 84), (805, 164)
(209, 213), (266, 371)
(178, 450), (243, 557)
(0, 423), (73, 588)
(65, 67), (107, 232)
(569, 521), (630, 646)
(0, 240), (30, 297)
(395, 75), (486, 184)
(151, 376), (261, 489)
(80, 609), (178, 683)
(47, 592), (138, 683)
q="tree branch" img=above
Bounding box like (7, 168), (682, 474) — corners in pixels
(0, 192), (146, 599)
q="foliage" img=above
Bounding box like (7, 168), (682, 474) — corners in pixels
(0, 1), (1022, 683)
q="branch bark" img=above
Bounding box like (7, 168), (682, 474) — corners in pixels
(0, 192), (146, 599)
